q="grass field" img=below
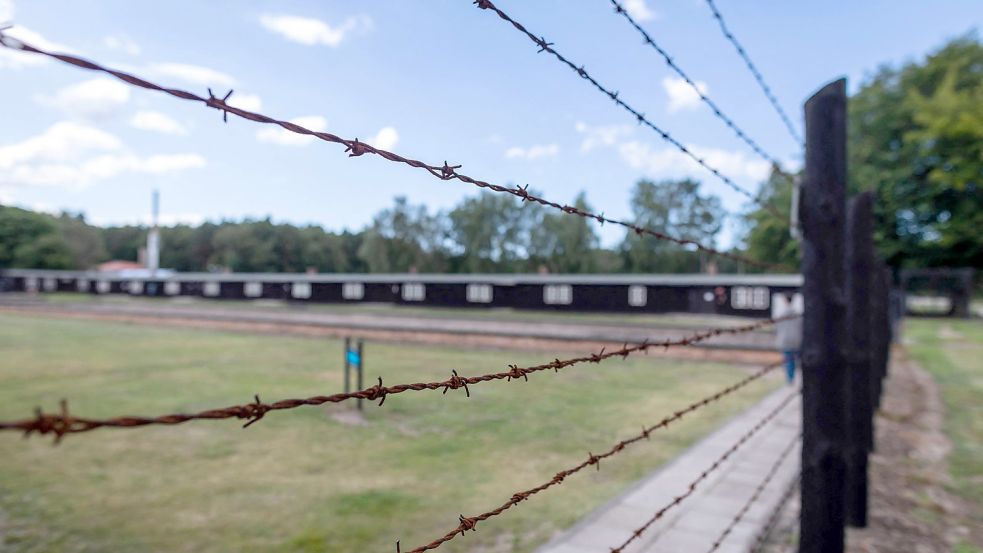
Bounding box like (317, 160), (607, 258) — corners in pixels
(905, 319), (983, 510)
(0, 313), (778, 553)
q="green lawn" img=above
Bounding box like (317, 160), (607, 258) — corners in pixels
(0, 313), (777, 553)
(905, 319), (983, 508)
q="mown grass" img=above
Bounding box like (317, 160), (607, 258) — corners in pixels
(0, 313), (777, 552)
(904, 319), (983, 508)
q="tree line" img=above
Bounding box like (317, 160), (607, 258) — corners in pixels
(0, 178), (734, 274)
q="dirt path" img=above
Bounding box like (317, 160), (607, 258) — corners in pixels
(758, 350), (982, 552)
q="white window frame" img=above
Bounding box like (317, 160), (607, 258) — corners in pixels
(731, 286), (770, 310)
(164, 281), (181, 296)
(25, 276), (39, 292)
(129, 280), (143, 295)
(628, 285), (647, 307)
(244, 282), (263, 298)
(401, 283), (425, 302)
(43, 278), (57, 292)
(96, 280), (111, 294)
(466, 283), (493, 304)
(342, 282), (364, 300)
(543, 284), (572, 305)
(76, 279), (90, 292)
(203, 281), (221, 297)
(292, 282), (312, 299)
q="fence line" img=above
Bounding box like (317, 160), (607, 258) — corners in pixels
(706, 431), (801, 552)
(608, 0), (788, 174)
(608, 389), (798, 552)
(471, 0), (786, 220)
(704, 0), (803, 145)
(0, 317), (791, 441)
(751, 473), (800, 552)
(0, 30), (782, 272)
(403, 362), (783, 552)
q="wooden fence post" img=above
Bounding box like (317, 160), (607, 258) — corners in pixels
(845, 191), (874, 527)
(799, 77), (849, 553)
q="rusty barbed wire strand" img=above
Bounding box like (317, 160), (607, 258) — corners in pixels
(609, 389), (799, 553)
(609, 0), (790, 175)
(0, 30), (783, 272)
(470, 0), (786, 221)
(704, 0), (804, 146)
(751, 473), (800, 552)
(402, 362), (784, 553)
(706, 431), (801, 552)
(0, 316), (795, 442)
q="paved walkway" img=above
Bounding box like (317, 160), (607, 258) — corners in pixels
(537, 386), (801, 553)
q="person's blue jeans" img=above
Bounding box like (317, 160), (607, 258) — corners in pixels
(783, 350), (797, 383)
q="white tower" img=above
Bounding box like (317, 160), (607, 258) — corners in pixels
(146, 189), (160, 274)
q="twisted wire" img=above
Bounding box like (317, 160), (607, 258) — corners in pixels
(0, 29), (784, 271)
(404, 362), (783, 552)
(609, 0), (787, 172)
(609, 389), (798, 552)
(0, 317), (791, 442)
(704, 0), (803, 145)
(471, 0), (785, 220)
(706, 431), (801, 552)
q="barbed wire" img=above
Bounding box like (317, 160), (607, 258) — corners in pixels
(471, 0), (786, 221)
(0, 317), (793, 442)
(751, 473), (800, 552)
(401, 362), (782, 552)
(609, 389), (798, 552)
(0, 30), (784, 272)
(608, 0), (788, 173)
(704, 0), (804, 146)
(706, 431), (800, 552)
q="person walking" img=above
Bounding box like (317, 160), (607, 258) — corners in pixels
(774, 292), (803, 384)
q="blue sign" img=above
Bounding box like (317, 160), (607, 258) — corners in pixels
(346, 349), (361, 367)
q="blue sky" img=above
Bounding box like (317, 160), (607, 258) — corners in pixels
(1, 0), (980, 248)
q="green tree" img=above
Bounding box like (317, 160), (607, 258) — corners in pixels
(740, 170), (799, 271)
(620, 179), (724, 273)
(0, 206), (74, 269)
(357, 197), (447, 273)
(56, 212), (108, 269)
(849, 33), (983, 269)
(448, 191), (539, 272)
(528, 192), (600, 273)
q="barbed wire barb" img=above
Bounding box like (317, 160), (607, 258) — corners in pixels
(704, 0), (804, 146)
(404, 362), (785, 552)
(470, 0), (787, 220)
(0, 28), (788, 271)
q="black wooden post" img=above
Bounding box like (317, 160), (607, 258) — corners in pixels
(845, 192), (874, 527)
(356, 339), (364, 411)
(344, 336), (351, 394)
(800, 78), (849, 553)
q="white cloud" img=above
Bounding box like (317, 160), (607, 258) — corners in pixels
(129, 111), (187, 135)
(618, 141), (771, 183)
(623, 0), (657, 22)
(227, 92), (262, 112)
(505, 143), (559, 161)
(255, 115), (327, 146)
(368, 126), (399, 151)
(662, 76), (707, 113)
(0, 0), (13, 21)
(259, 14), (372, 47)
(39, 77), (130, 120)
(0, 26), (74, 69)
(0, 121), (120, 170)
(103, 34), (141, 56)
(575, 121), (634, 152)
(0, 121), (205, 189)
(149, 62), (236, 87)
